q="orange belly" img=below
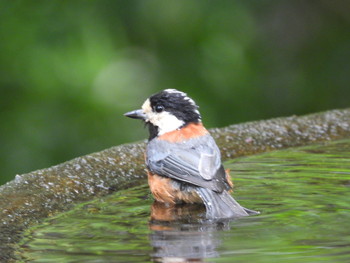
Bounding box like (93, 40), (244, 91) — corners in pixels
(147, 171), (202, 204)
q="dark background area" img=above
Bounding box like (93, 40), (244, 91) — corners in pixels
(1, 1), (349, 185)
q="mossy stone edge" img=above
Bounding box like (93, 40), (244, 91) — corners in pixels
(1, 108), (350, 262)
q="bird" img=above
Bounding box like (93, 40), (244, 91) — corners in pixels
(124, 89), (258, 219)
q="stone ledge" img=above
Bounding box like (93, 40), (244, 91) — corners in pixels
(1, 108), (350, 262)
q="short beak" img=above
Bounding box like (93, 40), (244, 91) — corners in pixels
(124, 109), (146, 120)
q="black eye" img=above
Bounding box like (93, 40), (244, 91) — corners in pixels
(155, 105), (164, 113)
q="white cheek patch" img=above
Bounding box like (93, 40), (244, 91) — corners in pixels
(141, 98), (184, 135)
(141, 99), (152, 120)
(149, 111), (184, 135)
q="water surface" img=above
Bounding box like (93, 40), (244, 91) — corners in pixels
(20, 139), (350, 262)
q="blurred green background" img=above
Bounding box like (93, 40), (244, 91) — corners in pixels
(0, 1), (349, 185)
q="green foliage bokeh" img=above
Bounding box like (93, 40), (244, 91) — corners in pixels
(1, 1), (349, 185)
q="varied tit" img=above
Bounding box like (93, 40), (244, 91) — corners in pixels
(124, 89), (258, 219)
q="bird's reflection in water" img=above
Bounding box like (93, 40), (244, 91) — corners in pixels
(149, 201), (231, 263)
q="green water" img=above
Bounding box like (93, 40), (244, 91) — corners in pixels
(20, 140), (350, 262)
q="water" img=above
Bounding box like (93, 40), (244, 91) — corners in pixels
(19, 139), (350, 262)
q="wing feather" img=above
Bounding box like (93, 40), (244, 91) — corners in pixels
(146, 135), (228, 192)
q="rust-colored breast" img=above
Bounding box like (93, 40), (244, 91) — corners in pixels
(158, 122), (208, 143)
(147, 171), (202, 204)
(147, 171), (177, 204)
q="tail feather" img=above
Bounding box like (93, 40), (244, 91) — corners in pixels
(196, 188), (259, 219)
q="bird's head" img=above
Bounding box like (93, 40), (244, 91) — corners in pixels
(124, 89), (201, 140)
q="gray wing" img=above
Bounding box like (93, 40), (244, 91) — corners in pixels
(146, 135), (229, 192)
